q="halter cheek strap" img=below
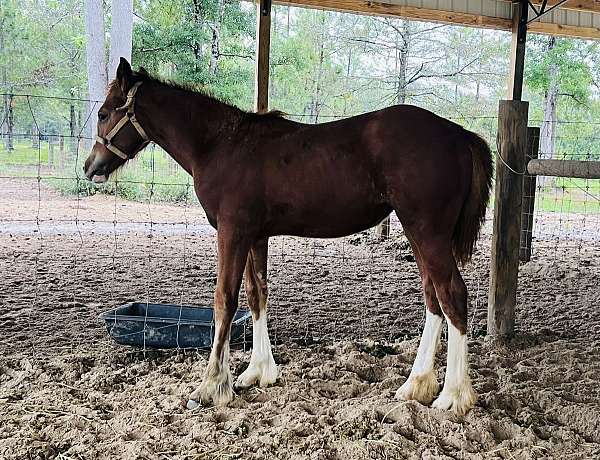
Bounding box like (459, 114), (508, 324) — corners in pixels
(96, 81), (149, 160)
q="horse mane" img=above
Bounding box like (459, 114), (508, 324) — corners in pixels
(110, 69), (287, 122)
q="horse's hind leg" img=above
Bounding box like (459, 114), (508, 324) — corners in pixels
(235, 238), (278, 389)
(395, 233), (443, 405)
(415, 235), (476, 415)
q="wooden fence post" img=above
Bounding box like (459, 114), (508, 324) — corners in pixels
(48, 137), (55, 167)
(487, 100), (528, 338)
(519, 127), (539, 262)
(255, 0), (271, 114)
(376, 217), (390, 239)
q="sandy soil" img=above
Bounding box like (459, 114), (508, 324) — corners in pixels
(1, 177), (599, 459)
(1, 338), (599, 459)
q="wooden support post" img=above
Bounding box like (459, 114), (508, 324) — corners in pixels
(255, 0), (272, 114)
(375, 216), (390, 239)
(519, 127), (539, 262)
(488, 100), (529, 338)
(507, 0), (528, 100)
(48, 138), (55, 167)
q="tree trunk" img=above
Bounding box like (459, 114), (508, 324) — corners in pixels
(108, 0), (133, 78)
(311, 14), (326, 124)
(342, 47), (352, 116)
(454, 31), (462, 104)
(1, 14), (11, 152)
(395, 20), (410, 105)
(378, 19), (410, 239)
(539, 37), (558, 188)
(5, 94), (14, 151)
(209, 0), (225, 77)
(69, 102), (77, 155)
(475, 30), (484, 102)
(31, 121), (39, 149)
(191, 0), (203, 70)
(84, 0), (108, 149)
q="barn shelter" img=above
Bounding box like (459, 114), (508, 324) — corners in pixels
(251, 0), (600, 339)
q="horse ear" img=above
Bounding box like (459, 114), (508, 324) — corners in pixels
(138, 66), (149, 77)
(116, 57), (133, 95)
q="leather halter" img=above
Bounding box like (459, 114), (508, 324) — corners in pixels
(96, 81), (149, 160)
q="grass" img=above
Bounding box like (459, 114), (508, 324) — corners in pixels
(534, 178), (600, 213)
(0, 141), (49, 165)
(0, 141), (194, 203)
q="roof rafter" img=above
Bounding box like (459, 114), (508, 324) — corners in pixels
(274, 0), (600, 40)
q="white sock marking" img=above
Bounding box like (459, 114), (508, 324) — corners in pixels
(412, 310), (443, 374)
(432, 316), (476, 414)
(236, 311), (277, 388)
(396, 310), (442, 403)
(444, 319), (468, 389)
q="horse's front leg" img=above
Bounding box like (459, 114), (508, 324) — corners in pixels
(187, 228), (250, 408)
(235, 238), (278, 389)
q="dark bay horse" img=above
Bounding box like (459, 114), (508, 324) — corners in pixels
(84, 58), (492, 415)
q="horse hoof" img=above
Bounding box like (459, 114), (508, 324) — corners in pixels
(235, 359), (278, 390)
(395, 371), (439, 405)
(431, 383), (477, 415)
(189, 371), (234, 407)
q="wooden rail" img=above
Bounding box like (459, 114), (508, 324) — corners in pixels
(527, 159), (600, 179)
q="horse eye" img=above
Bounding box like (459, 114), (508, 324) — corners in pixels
(98, 112), (108, 122)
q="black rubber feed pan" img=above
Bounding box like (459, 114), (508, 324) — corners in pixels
(99, 302), (251, 349)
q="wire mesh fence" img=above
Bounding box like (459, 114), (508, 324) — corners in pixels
(2, 0), (600, 358)
(520, 122), (600, 266)
(2, 86), (600, 360)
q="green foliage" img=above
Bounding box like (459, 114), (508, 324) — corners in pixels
(526, 36), (595, 104)
(132, 0), (255, 108)
(3, 1), (600, 210)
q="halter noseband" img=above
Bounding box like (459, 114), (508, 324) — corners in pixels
(96, 81), (149, 160)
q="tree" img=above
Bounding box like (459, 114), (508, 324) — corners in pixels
(109, 0), (133, 78)
(526, 36), (594, 161)
(132, 0), (255, 107)
(1, 0), (17, 150)
(84, 0), (108, 145)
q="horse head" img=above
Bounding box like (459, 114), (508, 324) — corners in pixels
(84, 58), (149, 183)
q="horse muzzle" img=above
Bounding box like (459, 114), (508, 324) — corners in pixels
(83, 158), (109, 184)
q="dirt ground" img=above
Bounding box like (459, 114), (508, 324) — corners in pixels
(0, 178), (599, 459)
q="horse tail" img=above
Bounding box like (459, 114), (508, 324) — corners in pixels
(452, 130), (494, 266)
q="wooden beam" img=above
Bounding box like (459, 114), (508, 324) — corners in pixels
(508, 0), (528, 100)
(519, 127), (540, 263)
(274, 0), (600, 40)
(255, 0), (272, 113)
(275, 0), (512, 30)
(527, 159), (600, 178)
(528, 21), (600, 40)
(488, 100), (529, 339)
(529, 0), (600, 15)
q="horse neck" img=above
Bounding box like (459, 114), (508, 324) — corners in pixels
(135, 82), (239, 171)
